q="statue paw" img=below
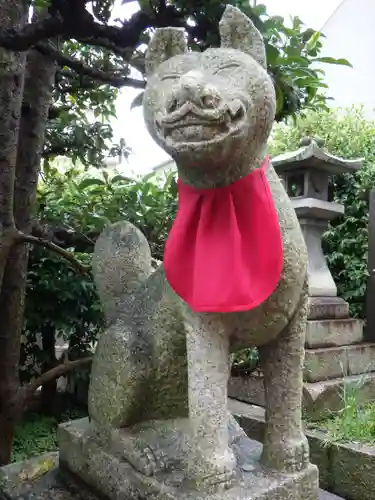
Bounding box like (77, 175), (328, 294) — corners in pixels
(124, 443), (171, 477)
(110, 430), (166, 477)
(189, 450), (237, 493)
(192, 469), (237, 493)
(261, 434), (310, 473)
(133, 445), (159, 476)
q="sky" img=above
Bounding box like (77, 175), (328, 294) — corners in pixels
(109, 0), (344, 175)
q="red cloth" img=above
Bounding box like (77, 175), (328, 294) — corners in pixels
(164, 156), (283, 312)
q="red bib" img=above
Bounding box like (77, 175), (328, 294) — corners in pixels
(164, 156), (283, 313)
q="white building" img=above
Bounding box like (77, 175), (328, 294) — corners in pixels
(320, 0), (375, 116)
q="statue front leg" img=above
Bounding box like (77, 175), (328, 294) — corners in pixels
(259, 280), (310, 473)
(184, 313), (236, 491)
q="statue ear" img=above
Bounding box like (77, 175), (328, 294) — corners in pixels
(146, 27), (188, 76)
(219, 5), (267, 70)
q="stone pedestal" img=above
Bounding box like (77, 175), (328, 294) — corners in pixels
(294, 201), (344, 297)
(57, 418), (319, 500)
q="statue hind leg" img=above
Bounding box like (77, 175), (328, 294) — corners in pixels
(259, 278), (310, 473)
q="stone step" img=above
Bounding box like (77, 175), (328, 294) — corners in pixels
(228, 374), (265, 407)
(304, 342), (375, 382)
(304, 372), (375, 421)
(305, 318), (363, 348)
(308, 296), (349, 320)
(229, 371), (375, 422)
(319, 490), (346, 499)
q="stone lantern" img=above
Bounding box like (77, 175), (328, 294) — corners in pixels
(272, 138), (375, 420)
(273, 137), (363, 318)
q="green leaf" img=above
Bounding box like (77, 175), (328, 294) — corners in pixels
(78, 178), (106, 190)
(252, 3), (267, 16)
(315, 57), (353, 67)
(141, 172), (157, 183)
(265, 44), (280, 65)
(275, 83), (284, 115)
(111, 174), (135, 184)
(301, 28), (315, 42)
(305, 31), (321, 52)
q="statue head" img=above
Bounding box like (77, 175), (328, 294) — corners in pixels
(143, 5), (276, 184)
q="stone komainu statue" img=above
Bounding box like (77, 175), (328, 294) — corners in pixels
(86, 4), (316, 497)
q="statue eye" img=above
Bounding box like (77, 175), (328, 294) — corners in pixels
(213, 63), (241, 75)
(161, 74), (180, 81)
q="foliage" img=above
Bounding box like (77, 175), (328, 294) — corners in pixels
(12, 404), (88, 463)
(6, 1), (351, 124)
(21, 250), (102, 383)
(37, 165), (178, 260)
(46, 41), (122, 167)
(231, 348), (260, 376)
(12, 414), (57, 463)
(29, 42), (125, 382)
(130, 0), (351, 121)
(269, 106), (375, 318)
(307, 374), (375, 444)
(20, 166), (178, 382)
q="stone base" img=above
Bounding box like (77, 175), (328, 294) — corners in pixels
(229, 371), (375, 421)
(228, 374), (265, 407)
(58, 418), (319, 500)
(308, 297), (349, 321)
(304, 342), (375, 382)
(304, 372), (375, 420)
(305, 318), (363, 348)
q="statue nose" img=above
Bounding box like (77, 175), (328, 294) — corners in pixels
(167, 71), (221, 113)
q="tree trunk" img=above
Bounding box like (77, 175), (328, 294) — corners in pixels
(0, 0), (28, 467)
(0, 7), (57, 464)
(40, 324), (58, 415)
(0, 1), (28, 286)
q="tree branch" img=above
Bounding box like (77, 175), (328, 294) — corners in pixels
(15, 230), (91, 273)
(20, 357), (92, 405)
(0, 16), (64, 50)
(0, 9), (151, 53)
(31, 222), (98, 251)
(39, 45), (146, 88)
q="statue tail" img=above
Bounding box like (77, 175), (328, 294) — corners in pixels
(92, 221), (153, 324)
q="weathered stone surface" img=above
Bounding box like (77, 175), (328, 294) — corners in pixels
(0, 460), (336, 500)
(305, 318), (363, 348)
(307, 297), (349, 321)
(304, 343), (375, 383)
(347, 342), (375, 375)
(331, 441), (375, 500)
(66, 4), (317, 498)
(229, 399), (334, 494)
(229, 371), (375, 421)
(304, 372), (375, 420)
(304, 347), (347, 383)
(0, 453), (99, 500)
(228, 374), (265, 407)
(231, 400), (375, 500)
(297, 213), (341, 297)
(318, 492), (346, 500)
(59, 418), (319, 500)
(0, 440), (337, 500)
(0, 453), (58, 496)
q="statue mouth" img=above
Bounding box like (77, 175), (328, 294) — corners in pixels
(154, 99), (246, 148)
